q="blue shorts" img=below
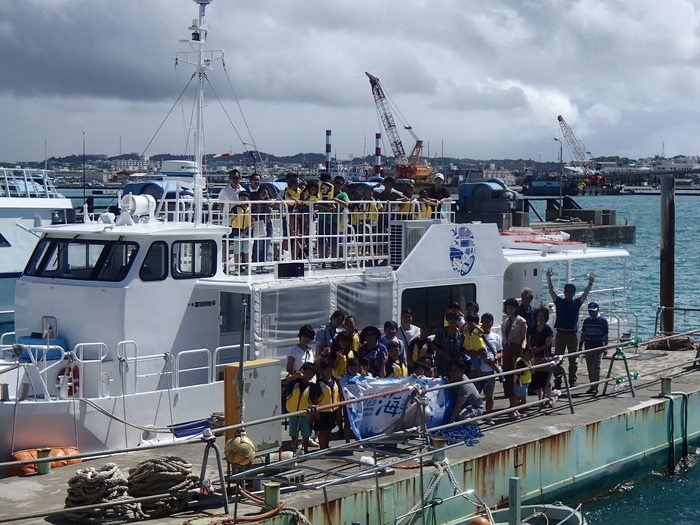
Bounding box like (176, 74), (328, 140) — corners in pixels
(513, 381), (529, 397)
(288, 415), (312, 438)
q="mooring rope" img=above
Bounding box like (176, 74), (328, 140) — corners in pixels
(434, 423), (483, 446)
(64, 463), (138, 523)
(395, 460), (447, 525)
(127, 456), (199, 518)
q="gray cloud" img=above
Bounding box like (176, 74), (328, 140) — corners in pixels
(3, 0), (700, 161)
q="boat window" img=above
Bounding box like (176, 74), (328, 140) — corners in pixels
(140, 242), (168, 281)
(337, 279), (392, 330)
(256, 284), (331, 360)
(23, 237), (139, 281)
(401, 284), (477, 328)
(171, 240), (216, 279)
(0, 232), (9, 247)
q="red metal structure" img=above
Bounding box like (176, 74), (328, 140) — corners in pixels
(557, 115), (604, 186)
(366, 72), (430, 182)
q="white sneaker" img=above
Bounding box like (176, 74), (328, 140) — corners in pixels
(308, 436), (319, 447)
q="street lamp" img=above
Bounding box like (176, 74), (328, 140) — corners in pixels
(554, 137), (563, 217)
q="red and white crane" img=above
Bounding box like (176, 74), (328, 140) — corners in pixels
(366, 72), (431, 182)
(557, 115), (604, 186)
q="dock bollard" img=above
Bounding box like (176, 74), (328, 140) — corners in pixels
(263, 481), (281, 511)
(36, 448), (52, 475)
(0, 383), (8, 401)
(660, 377), (672, 396)
(432, 437), (447, 462)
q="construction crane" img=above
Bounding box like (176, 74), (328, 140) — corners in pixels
(557, 115), (604, 186)
(366, 72), (431, 182)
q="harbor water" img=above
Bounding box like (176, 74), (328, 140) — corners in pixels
(585, 453), (700, 524)
(530, 194), (698, 338)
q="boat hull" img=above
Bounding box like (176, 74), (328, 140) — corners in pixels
(0, 380), (223, 460)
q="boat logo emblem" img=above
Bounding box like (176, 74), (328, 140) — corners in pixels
(449, 226), (476, 276)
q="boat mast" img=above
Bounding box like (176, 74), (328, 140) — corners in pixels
(189, 0), (213, 226)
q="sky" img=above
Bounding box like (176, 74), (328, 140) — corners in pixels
(2, 0), (700, 165)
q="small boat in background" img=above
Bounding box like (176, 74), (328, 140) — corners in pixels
(0, 168), (73, 322)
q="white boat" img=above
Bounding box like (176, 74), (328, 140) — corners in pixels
(0, 168), (73, 322)
(0, 0), (633, 463)
(456, 479), (587, 525)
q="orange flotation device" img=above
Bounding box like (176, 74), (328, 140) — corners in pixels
(7, 447), (81, 477)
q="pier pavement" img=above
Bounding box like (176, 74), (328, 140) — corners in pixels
(1, 342), (698, 525)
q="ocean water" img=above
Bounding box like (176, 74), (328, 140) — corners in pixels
(530, 194), (699, 338)
(584, 453), (700, 524)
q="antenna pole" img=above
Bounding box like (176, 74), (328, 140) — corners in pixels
(191, 0), (213, 226)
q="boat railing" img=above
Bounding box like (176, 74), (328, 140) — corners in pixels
(0, 168), (63, 199)
(26, 346), (67, 400)
(173, 348), (212, 388)
(73, 342), (109, 398)
(609, 310), (640, 347)
(214, 198), (453, 274)
(0, 344), (67, 400)
(116, 340), (139, 395)
(0, 331), (14, 346)
(213, 344), (253, 380)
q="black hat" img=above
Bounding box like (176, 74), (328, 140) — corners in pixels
(300, 362), (319, 374)
(360, 325), (382, 340)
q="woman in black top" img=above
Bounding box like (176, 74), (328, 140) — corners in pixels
(527, 306), (554, 401)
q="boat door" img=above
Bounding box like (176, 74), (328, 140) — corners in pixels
(219, 291), (252, 364)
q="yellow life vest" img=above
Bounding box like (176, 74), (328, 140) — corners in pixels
(411, 341), (430, 364)
(333, 350), (355, 378)
(418, 203), (432, 219)
(514, 357), (532, 384)
(285, 381), (312, 413)
(317, 378), (339, 413)
(387, 362), (408, 377)
(463, 329), (485, 351)
(230, 205), (250, 230)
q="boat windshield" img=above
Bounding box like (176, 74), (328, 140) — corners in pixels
(24, 237), (139, 282)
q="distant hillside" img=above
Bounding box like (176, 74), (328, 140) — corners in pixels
(2, 151), (543, 171)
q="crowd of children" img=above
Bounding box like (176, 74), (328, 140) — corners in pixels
(281, 301), (551, 454)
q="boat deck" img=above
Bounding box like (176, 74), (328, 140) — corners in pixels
(1, 342), (698, 525)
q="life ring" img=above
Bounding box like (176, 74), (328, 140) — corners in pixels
(57, 365), (80, 396)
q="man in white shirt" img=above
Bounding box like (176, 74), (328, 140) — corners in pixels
(218, 169), (243, 215)
(397, 308), (421, 353)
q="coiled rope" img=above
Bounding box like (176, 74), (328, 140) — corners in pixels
(435, 423), (483, 446)
(128, 456), (199, 518)
(64, 457), (199, 521)
(64, 463), (137, 522)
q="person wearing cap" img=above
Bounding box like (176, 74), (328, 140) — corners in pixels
(579, 302), (609, 395)
(357, 325), (387, 377)
(546, 267), (594, 389)
(218, 169), (243, 215)
(427, 172), (452, 218)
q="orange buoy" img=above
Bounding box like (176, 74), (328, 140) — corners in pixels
(470, 517), (491, 525)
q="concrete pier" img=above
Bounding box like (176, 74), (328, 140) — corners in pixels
(0, 342), (697, 524)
